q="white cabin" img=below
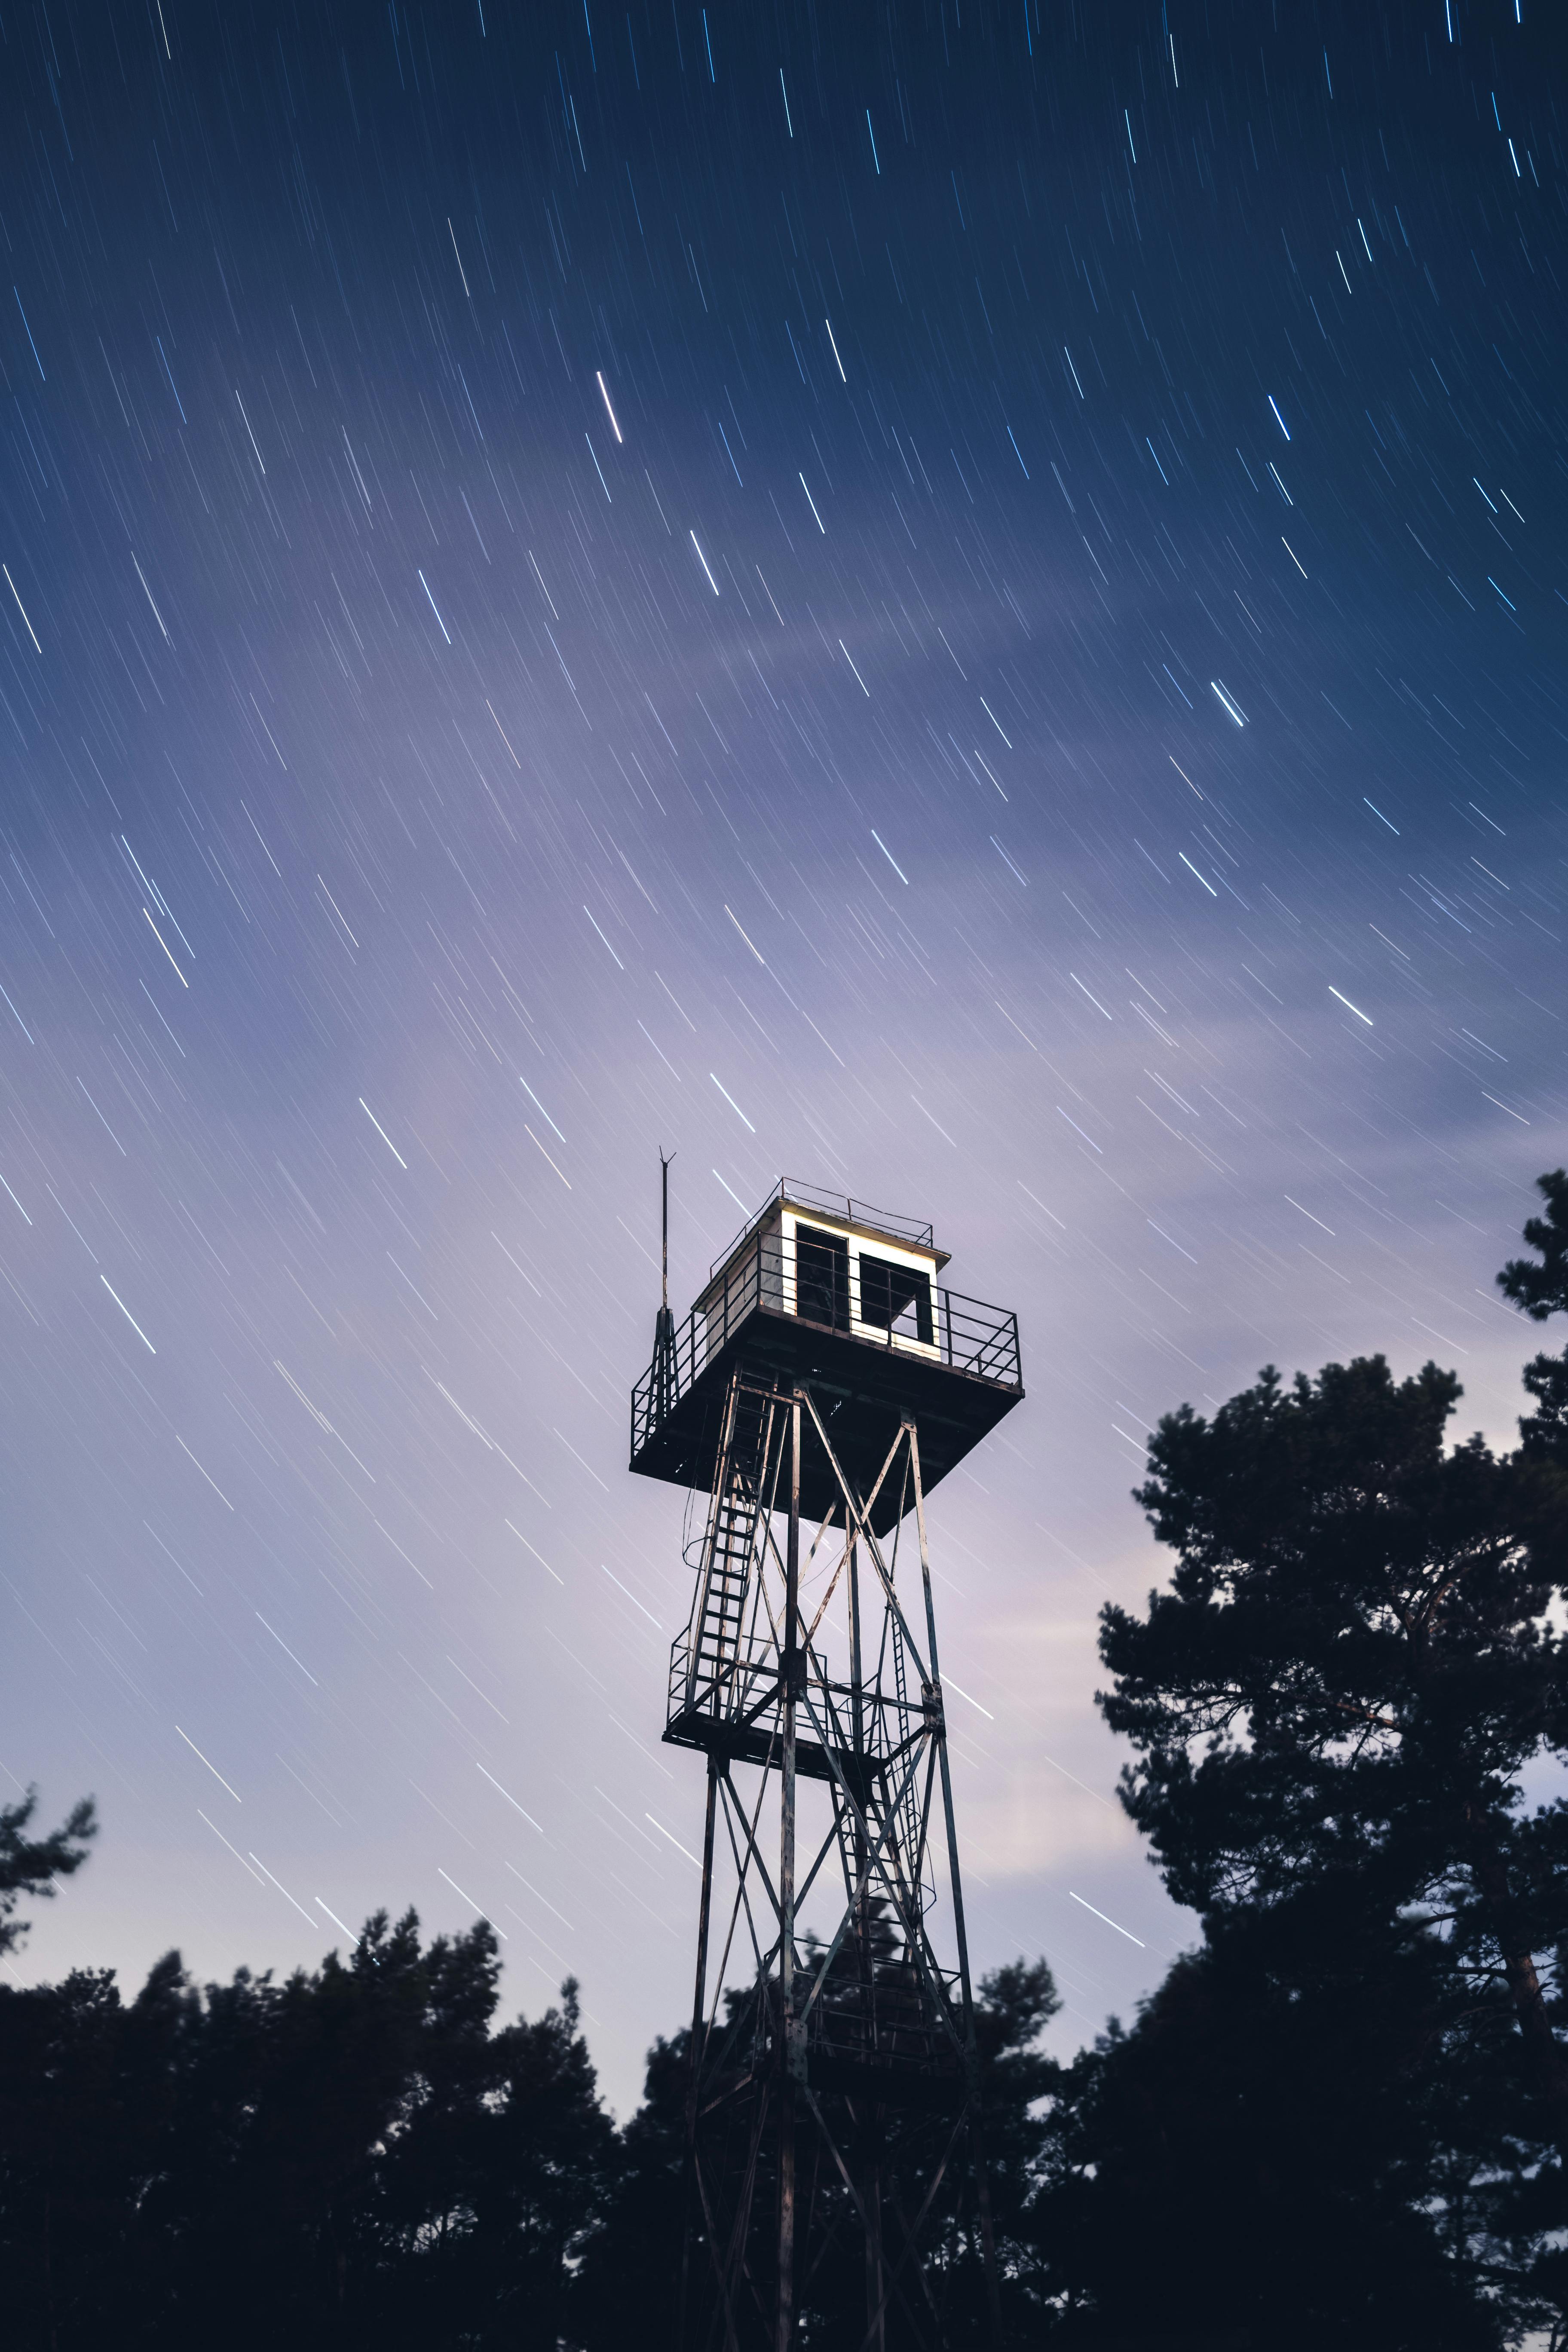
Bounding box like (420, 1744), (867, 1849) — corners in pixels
(698, 1185), (949, 1365)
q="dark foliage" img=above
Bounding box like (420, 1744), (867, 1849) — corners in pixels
(1025, 1914), (1550, 2350)
(573, 1952), (1060, 2352)
(0, 1910), (616, 2351)
(1064, 1173), (1568, 2346)
(1099, 1353), (1568, 2144)
(573, 2024), (688, 2351)
(1498, 1169), (1568, 1324)
(0, 1786), (97, 1956)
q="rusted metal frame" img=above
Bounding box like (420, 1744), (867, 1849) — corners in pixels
(732, 1607), (784, 1722)
(716, 1662), (773, 1738)
(864, 1742), (948, 2011)
(907, 1421), (1001, 2343)
(797, 2185), (855, 2297)
(815, 1725), (872, 1947)
(687, 2143), (743, 2352)
(799, 2086), (938, 2350)
(830, 1766), (862, 1918)
(888, 1733), (939, 1939)
(708, 2075), (773, 2346)
(832, 1486), (874, 1981)
(716, 1768), (782, 1984)
(792, 1703), (923, 1963)
(701, 1793), (766, 2016)
(759, 1412), (907, 1653)
(802, 1536), (854, 1647)
(875, 1719), (935, 1774)
(790, 1671), (950, 2036)
(799, 2081), (875, 2239)
(799, 1646), (856, 1774)
(720, 1749), (851, 1968)
(828, 1748), (967, 2064)
(793, 1712), (930, 2027)
(733, 1678), (790, 1735)
(697, 2067), (762, 2123)
(871, 1592), (893, 1716)
(707, 1718), (778, 1962)
(864, 2112), (888, 2352)
(740, 1389), (790, 1657)
(718, 1762), (784, 1928)
(690, 2115), (763, 2352)
(863, 2143), (965, 2352)
(800, 1392), (933, 1687)
(691, 1620), (760, 1731)
(793, 1792), (855, 1917)
(745, 1490), (789, 1661)
(752, 1511), (810, 1661)
(804, 1693), (926, 1966)
(778, 1390), (802, 2352)
(680, 1757), (723, 2352)
(911, 1738), (940, 1922)
(888, 1449), (911, 1573)
(848, 1522), (864, 1765)
(696, 1916), (770, 2097)
(794, 2089), (894, 2345)
(731, 1611), (851, 1743)
(714, 1796), (773, 2003)
(799, 1509), (854, 1673)
(812, 1678), (913, 1716)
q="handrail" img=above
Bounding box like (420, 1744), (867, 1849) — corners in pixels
(633, 1229), (1021, 1463)
(709, 1178), (935, 1277)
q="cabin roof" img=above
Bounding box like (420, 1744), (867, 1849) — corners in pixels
(707, 1179), (952, 1286)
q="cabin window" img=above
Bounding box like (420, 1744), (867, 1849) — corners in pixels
(794, 1224), (850, 1329)
(858, 1252), (934, 1345)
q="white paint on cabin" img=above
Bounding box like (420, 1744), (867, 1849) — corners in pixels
(697, 1189), (947, 1364)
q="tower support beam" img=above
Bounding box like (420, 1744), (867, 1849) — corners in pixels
(666, 1367), (1001, 2348)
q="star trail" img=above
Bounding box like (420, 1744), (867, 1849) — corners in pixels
(0, 0), (1564, 2104)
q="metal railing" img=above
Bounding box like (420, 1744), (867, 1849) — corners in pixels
(708, 1178), (935, 1278)
(667, 1624), (965, 2081)
(633, 1230), (1021, 1461)
(799, 1959), (965, 2080)
(668, 1623), (780, 1732)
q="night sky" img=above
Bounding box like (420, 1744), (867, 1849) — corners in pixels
(2, 0), (1564, 2110)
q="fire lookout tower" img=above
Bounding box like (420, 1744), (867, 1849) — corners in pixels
(629, 1179), (1024, 2349)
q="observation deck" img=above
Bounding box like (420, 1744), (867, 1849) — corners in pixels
(628, 1180), (1023, 1534)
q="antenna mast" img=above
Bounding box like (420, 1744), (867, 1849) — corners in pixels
(652, 1149), (677, 1421)
(661, 1148), (671, 1313)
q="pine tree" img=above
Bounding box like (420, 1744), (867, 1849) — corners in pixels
(0, 1788), (96, 1955)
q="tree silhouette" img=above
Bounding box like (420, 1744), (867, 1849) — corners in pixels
(1098, 1350), (1568, 2156)
(0, 1788), (96, 1955)
(0, 1911), (616, 2350)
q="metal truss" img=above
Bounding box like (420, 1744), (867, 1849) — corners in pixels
(669, 1369), (1001, 2351)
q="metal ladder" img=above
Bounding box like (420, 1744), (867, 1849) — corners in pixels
(889, 1613), (934, 1918)
(685, 1381), (776, 1719)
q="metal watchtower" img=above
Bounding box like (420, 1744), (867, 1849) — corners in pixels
(630, 1178), (1023, 2351)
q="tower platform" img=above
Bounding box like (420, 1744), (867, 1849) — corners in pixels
(628, 1180), (1022, 1533)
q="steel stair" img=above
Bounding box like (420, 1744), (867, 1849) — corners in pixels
(685, 1384), (776, 1719)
